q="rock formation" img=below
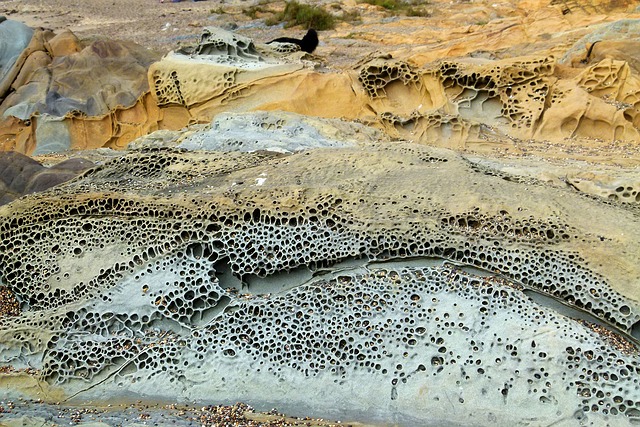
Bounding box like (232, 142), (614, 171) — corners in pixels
(0, 15), (639, 162)
(0, 133), (639, 425)
(0, 151), (93, 206)
(0, 1), (639, 425)
(0, 20), (160, 154)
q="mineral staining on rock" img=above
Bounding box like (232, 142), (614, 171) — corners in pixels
(3, 17), (640, 165)
(0, 24), (161, 154)
(0, 142), (638, 425)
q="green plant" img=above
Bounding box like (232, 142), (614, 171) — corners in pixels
(243, 6), (262, 19)
(361, 0), (400, 9)
(267, 1), (336, 30)
(341, 9), (362, 23)
(406, 7), (430, 17)
(360, 0), (431, 16)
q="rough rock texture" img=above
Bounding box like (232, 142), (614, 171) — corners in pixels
(2, 10), (640, 162)
(136, 25), (638, 161)
(0, 142), (638, 426)
(0, 19), (33, 100)
(0, 1), (640, 426)
(178, 110), (384, 153)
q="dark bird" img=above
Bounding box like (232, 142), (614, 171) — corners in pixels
(267, 29), (319, 54)
(580, 40), (600, 64)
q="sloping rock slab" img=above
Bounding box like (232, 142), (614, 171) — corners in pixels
(0, 151), (93, 205)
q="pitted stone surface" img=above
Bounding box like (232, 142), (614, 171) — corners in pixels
(3, 19), (640, 164)
(0, 143), (638, 425)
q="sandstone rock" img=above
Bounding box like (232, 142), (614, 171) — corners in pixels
(0, 144), (637, 425)
(178, 110), (384, 153)
(0, 23), (161, 154)
(1, 17), (640, 163)
(142, 25), (640, 164)
(0, 151), (93, 205)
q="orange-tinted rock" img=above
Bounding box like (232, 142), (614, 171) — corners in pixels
(44, 29), (82, 57)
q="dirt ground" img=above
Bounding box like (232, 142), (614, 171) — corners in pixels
(1, 0), (254, 52)
(0, 0), (381, 63)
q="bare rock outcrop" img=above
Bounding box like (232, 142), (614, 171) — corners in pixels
(0, 143), (638, 425)
(0, 3), (640, 425)
(0, 22), (160, 154)
(142, 25), (640, 164)
(1, 15), (640, 162)
(0, 151), (93, 205)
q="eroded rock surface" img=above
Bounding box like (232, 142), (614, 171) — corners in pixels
(178, 110), (384, 153)
(0, 2), (640, 426)
(1, 12), (640, 163)
(144, 23), (640, 164)
(0, 151), (93, 205)
(0, 25), (160, 154)
(0, 143), (638, 426)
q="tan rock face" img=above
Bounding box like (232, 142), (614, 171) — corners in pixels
(138, 26), (640, 165)
(0, 0), (636, 161)
(0, 23), (161, 154)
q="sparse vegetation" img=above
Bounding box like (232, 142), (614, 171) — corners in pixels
(340, 9), (363, 24)
(360, 0), (431, 17)
(242, 5), (263, 19)
(266, 1), (337, 30)
(406, 7), (431, 17)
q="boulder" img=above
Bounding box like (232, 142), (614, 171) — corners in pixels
(0, 23), (161, 154)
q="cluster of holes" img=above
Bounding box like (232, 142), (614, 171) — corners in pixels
(358, 61), (421, 98)
(578, 60), (624, 95)
(568, 346), (640, 418)
(377, 144), (450, 164)
(152, 70), (185, 106)
(44, 337), (141, 383)
(0, 149), (637, 333)
(438, 59), (552, 129)
(0, 149), (637, 408)
(441, 63), (497, 93)
(380, 111), (466, 136)
(440, 208), (575, 244)
(153, 28), (259, 106)
(608, 185), (640, 203)
(499, 78), (549, 128)
(266, 42), (300, 54)
(195, 29), (261, 61)
(183, 266), (637, 419)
